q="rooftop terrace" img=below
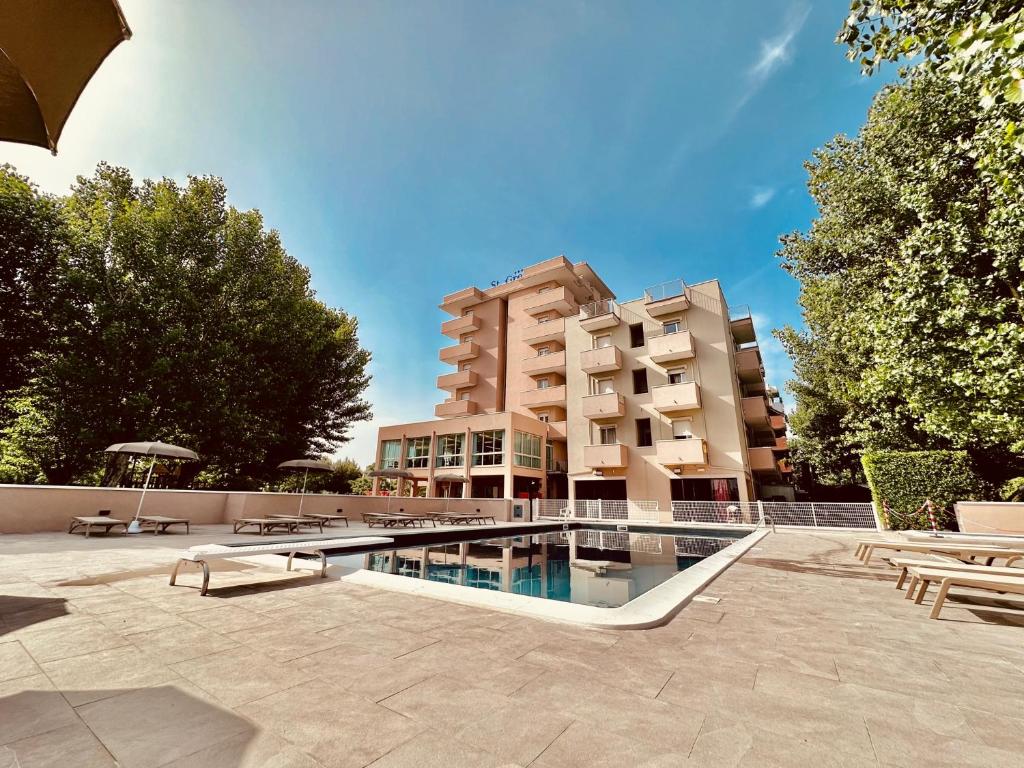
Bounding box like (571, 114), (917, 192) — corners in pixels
(2, 525), (1023, 767)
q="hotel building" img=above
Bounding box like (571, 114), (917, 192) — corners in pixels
(371, 255), (791, 508)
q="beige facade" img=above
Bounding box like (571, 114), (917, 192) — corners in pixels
(372, 257), (791, 504)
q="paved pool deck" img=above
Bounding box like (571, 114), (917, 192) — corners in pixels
(1, 525), (1023, 767)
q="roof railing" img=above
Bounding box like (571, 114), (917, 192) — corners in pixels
(729, 304), (751, 321)
(580, 298), (619, 319)
(644, 279), (687, 302)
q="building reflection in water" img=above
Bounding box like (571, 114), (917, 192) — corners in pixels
(363, 530), (736, 608)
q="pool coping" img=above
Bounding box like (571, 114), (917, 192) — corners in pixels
(289, 525), (771, 630)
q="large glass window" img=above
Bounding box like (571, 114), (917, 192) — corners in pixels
(514, 431), (542, 469)
(380, 440), (401, 469)
(405, 436), (431, 468)
(472, 430), (505, 466)
(435, 434), (464, 468)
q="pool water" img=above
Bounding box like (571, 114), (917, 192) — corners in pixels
(349, 528), (742, 608)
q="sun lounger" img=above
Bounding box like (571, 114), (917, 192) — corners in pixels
(361, 512), (433, 528)
(232, 517), (303, 535)
(263, 514), (325, 532)
(169, 536), (393, 595)
(902, 531), (1024, 547)
(888, 557), (1024, 593)
(137, 515), (190, 534)
(855, 539), (1024, 566)
(302, 510), (349, 527)
(68, 515), (130, 537)
(430, 512), (497, 525)
(904, 566), (1024, 619)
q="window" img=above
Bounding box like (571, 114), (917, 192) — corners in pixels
(435, 434), (465, 467)
(594, 334), (612, 349)
(461, 362), (471, 371)
(461, 333), (474, 343)
(672, 419), (693, 440)
(380, 440), (401, 469)
(537, 377), (550, 389)
(599, 426), (618, 445)
(405, 436), (431, 468)
(668, 366), (688, 385)
(538, 286), (552, 294)
(636, 418), (652, 447)
(546, 442), (555, 469)
(537, 412), (550, 423)
(632, 368), (648, 395)
(514, 431), (542, 469)
(538, 314), (552, 324)
(462, 309), (473, 317)
(662, 320), (680, 335)
(536, 345), (550, 356)
(629, 323), (645, 348)
(473, 430), (504, 466)
(594, 378), (614, 395)
(459, 391), (471, 401)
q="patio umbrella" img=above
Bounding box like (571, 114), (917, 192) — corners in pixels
(105, 441), (199, 533)
(277, 459), (333, 516)
(0, 0), (131, 153)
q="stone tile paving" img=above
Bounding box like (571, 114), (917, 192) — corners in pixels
(1, 526), (1023, 766)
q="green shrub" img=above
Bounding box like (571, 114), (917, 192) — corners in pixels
(1000, 477), (1024, 502)
(861, 450), (985, 530)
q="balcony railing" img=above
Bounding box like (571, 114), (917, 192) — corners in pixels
(583, 443), (628, 468)
(644, 279), (687, 303)
(522, 317), (566, 345)
(520, 384), (567, 408)
(648, 330), (695, 363)
(729, 304), (751, 321)
(580, 345), (622, 374)
(582, 391), (626, 420)
(579, 299), (622, 332)
(655, 438), (706, 466)
(652, 381), (701, 414)
(435, 399), (479, 418)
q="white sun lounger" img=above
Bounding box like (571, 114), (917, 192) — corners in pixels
(169, 536), (392, 595)
(905, 566), (1024, 619)
(855, 539), (1024, 566)
(888, 557), (1024, 593)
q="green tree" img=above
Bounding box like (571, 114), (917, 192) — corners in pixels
(778, 74), (1024, 484)
(0, 164), (372, 485)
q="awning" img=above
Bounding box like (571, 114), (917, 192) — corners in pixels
(433, 474), (466, 483)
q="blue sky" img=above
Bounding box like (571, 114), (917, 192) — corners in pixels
(4, 1), (889, 465)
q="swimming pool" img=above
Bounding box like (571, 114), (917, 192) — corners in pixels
(344, 527), (745, 609)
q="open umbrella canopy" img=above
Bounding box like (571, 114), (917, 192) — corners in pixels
(369, 469), (414, 479)
(0, 0), (131, 153)
(277, 459), (333, 472)
(105, 441), (199, 461)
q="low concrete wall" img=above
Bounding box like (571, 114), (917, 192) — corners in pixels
(955, 501), (1024, 535)
(0, 484), (516, 534)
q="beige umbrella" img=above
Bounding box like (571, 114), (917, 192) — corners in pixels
(277, 459), (333, 516)
(0, 0), (131, 154)
(105, 441), (199, 533)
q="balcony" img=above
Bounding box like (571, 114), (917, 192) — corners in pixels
(580, 346), (622, 374)
(770, 414), (786, 432)
(579, 300), (621, 332)
(742, 396), (771, 429)
(440, 286), (484, 317)
(748, 446), (778, 473)
(522, 350), (566, 376)
(522, 317), (566, 345)
(439, 341), (479, 365)
(437, 369), (478, 392)
(440, 314), (481, 339)
(521, 384), (567, 409)
(522, 286), (578, 317)
(655, 438), (706, 467)
(546, 420), (568, 441)
(730, 305), (756, 345)
(435, 399), (479, 418)
(779, 457), (793, 474)
(648, 330), (695, 364)
(774, 434), (789, 451)
(652, 381), (701, 414)
(582, 392), (625, 420)
(644, 280), (690, 317)
(583, 443), (628, 469)
(735, 346), (764, 382)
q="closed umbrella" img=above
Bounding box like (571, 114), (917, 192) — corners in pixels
(0, 0), (131, 153)
(105, 441), (199, 533)
(277, 459), (333, 516)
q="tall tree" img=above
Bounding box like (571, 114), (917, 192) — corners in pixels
(777, 73), (1024, 484)
(0, 164), (372, 485)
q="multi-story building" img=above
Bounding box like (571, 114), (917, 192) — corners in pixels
(370, 255), (792, 506)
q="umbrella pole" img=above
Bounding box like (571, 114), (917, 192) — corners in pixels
(298, 468), (309, 516)
(128, 457), (156, 534)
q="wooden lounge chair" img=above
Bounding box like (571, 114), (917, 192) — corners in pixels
(905, 566), (1024, 619)
(362, 512), (432, 528)
(301, 509), (349, 527)
(137, 515), (190, 534)
(430, 511), (496, 525)
(888, 557), (1024, 593)
(68, 514), (129, 537)
(855, 539), (1024, 566)
(169, 536), (393, 595)
(232, 517), (301, 535)
(264, 514), (326, 533)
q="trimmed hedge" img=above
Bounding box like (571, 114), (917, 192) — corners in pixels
(861, 450), (985, 530)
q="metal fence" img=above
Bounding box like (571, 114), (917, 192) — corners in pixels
(533, 499), (661, 522)
(670, 500), (879, 530)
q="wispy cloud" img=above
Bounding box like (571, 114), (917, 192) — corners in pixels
(749, 186), (776, 209)
(731, 4), (811, 117)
